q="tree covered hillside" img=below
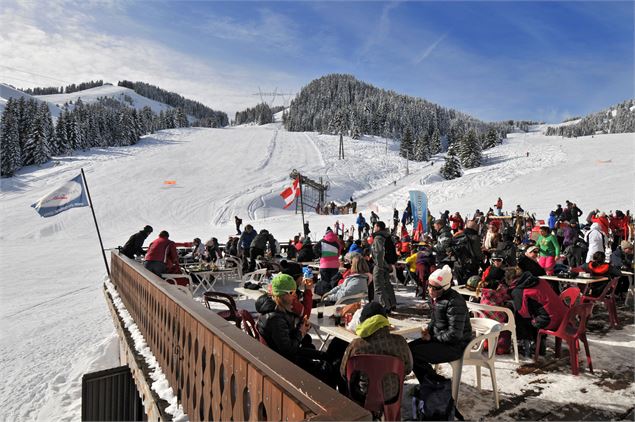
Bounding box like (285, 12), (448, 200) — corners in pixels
(118, 80), (228, 127)
(545, 99), (635, 137)
(284, 74), (524, 147)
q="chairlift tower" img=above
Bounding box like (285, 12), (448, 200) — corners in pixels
(254, 87), (295, 108)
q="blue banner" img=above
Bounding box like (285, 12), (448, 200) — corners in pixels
(31, 173), (89, 217)
(409, 190), (428, 233)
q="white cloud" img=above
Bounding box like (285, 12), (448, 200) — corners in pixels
(0, 2), (300, 117)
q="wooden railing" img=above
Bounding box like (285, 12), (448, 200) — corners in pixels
(109, 251), (370, 421)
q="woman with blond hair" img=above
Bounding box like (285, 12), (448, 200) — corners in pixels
(321, 253), (371, 305)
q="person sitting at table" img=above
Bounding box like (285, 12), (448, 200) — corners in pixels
(408, 265), (473, 384)
(184, 237), (206, 262)
(120, 225), (153, 260)
(322, 254), (370, 305)
(297, 237), (316, 262)
(518, 246), (546, 277)
(510, 270), (566, 357)
(610, 241), (634, 296)
(481, 251), (506, 289)
(144, 230), (178, 277)
(340, 302), (413, 405)
(571, 251), (622, 297)
(256, 274), (335, 386)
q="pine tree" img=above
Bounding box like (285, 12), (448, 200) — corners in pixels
(430, 128), (441, 154)
(483, 128), (499, 149)
(440, 143), (462, 180)
(54, 111), (68, 154)
(400, 127), (414, 159)
(22, 102), (51, 165)
(458, 129), (482, 169)
(413, 132), (429, 161)
(0, 99), (22, 176)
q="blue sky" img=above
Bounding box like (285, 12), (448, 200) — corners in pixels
(1, 1), (633, 122)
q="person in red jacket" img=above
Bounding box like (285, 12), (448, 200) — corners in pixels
(449, 212), (464, 234)
(495, 197), (503, 216)
(144, 230), (178, 277)
(511, 271), (566, 356)
(609, 210), (629, 250)
(587, 210), (609, 235)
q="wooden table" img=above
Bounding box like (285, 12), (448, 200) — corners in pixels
(308, 305), (424, 348)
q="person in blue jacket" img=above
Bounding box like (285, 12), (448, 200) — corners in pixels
(356, 213), (366, 240)
(548, 211), (557, 232)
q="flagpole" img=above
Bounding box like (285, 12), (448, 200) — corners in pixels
(298, 175), (306, 236)
(80, 168), (110, 278)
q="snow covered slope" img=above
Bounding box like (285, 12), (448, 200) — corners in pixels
(35, 84), (175, 115)
(0, 122), (633, 420)
(0, 83), (62, 117)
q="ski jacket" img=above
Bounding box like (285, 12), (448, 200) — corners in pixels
(609, 215), (630, 240)
(145, 236), (178, 266)
(121, 230), (150, 259)
(251, 230), (276, 252)
(356, 215), (366, 227)
(585, 223), (606, 262)
(255, 296), (303, 361)
(427, 288), (473, 347)
(313, 231), (342, 269)
(496, 198), (503, 209)
(238, 229), (257, 251)
(324, 272), (368, 303)
(537, 234), (560, 258)
(433, 226), (453, 263)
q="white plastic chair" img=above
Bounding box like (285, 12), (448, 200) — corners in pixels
(162, 273), (193, 296)
(224, 256), (243, 279)
(467, 302), (519, 362)
(443, 318), (502, 409)
(242, 268), (268, 284)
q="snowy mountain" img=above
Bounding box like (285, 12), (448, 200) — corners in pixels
(35, 84), (178, 116)
(1, 121), (633, 420)
(0, 83), (62, 117)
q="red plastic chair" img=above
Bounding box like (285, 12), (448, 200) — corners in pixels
(581, 277), (620, 328)
(238, 309), (259, 340)
(203, 291), (242, 327)
(560, 287), (581, 307)
(345, 354), (405, 421)
(535, 302), (594, 375)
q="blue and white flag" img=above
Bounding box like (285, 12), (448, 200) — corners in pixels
(31, 173), (89, 217)
(409, 190), (428, 233)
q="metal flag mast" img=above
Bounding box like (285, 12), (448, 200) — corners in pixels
(80, 168), (110, 278)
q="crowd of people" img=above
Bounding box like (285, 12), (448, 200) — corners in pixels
(118, 198), (633, 416)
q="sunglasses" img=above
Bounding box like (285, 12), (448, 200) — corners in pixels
(529, 250), (538, 254)
(428, 284), (445, 291)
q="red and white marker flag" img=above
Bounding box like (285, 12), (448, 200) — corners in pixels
(280, 177), (300, 209)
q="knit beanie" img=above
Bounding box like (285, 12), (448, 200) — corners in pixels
(270, 274), (296, 296)
(428, 265), (453, 290)
(621, 240), (633, 250)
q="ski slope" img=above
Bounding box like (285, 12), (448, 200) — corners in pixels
(0, 122), (633, 420)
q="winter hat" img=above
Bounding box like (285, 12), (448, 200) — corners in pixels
(282, 267), (303, 280)
(429, 265), (453, 291)
(360, 301), (387, 322)
(302, 266), (313, 279)
(621, 240), (633, 250)
(270, 274), (296, 296)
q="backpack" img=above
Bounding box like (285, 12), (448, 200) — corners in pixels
(383, 235), (398, 265)
(450, 234), (477, 269)
(411, 379), (464, 421)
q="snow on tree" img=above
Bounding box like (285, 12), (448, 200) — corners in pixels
(440, 143), (462, 180)
(413, 132), (429, 161)
(400, 127), (414, 159)
(483, 128), (500, 149)
(458, 129), (482, 169)
(430, 128), (441, 154)
(0, 98), (22, 176)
